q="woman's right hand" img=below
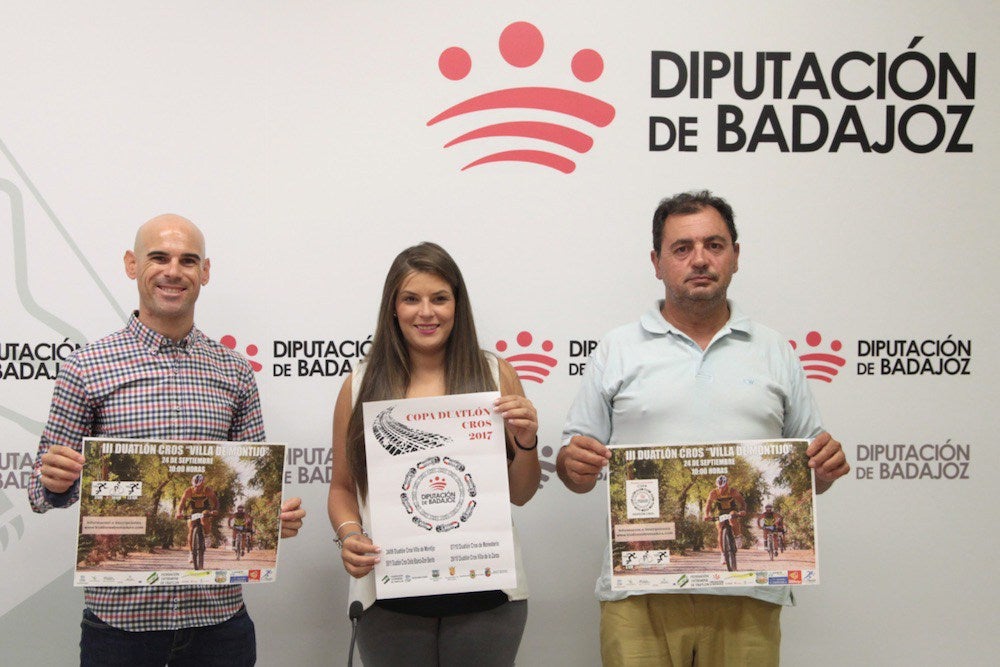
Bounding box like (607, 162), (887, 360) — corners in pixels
(340, 533), (381, 578)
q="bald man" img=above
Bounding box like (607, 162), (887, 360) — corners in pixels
(29, 214), (305, 666)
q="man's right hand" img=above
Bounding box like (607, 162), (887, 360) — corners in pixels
(39, 445), (84, 494)
(557, 435), (612, 494)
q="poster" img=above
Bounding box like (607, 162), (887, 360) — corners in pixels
(363, 392), (516, 598)
(608, 439), (819, 590)
(74, 438), (286, 587)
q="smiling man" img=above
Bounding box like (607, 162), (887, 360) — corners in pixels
(558, 191), (850, 666)
(125, 215), (211, 341)
(29, 213), (305, 666)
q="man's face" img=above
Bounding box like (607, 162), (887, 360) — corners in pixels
(124, 215), (210, 336)
(651, 206), (739, 308)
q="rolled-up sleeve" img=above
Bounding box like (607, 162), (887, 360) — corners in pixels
(28, 356), (92, 513)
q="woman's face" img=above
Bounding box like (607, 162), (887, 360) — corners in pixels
(394, 271), (456, 357)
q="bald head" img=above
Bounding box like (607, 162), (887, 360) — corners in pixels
(124, 213), (211, 341)
(133, 214), (206, 258)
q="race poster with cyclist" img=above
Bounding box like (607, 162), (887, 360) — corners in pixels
(607, 439), (819, 590)
(73, 438), (286, 587)
(363, 392), (517, 599)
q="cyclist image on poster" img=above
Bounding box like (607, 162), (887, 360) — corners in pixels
(178, 474), (218, 565)
(757, 504), (785, 559)
(227, 503), (253, 560)
(703, 474), (746, 570)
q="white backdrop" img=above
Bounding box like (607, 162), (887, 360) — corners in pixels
(1, 2), (996, 665)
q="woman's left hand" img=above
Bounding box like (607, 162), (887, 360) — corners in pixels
(494, 395), (538, 450)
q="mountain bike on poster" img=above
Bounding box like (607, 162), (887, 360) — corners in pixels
(711, 513), (741, 571)
(229, 504), (251, 560)
(757, 504), (784, 561)
(184, 511), (215, 570)
(232, 526), (249, 560)
(176, 473), (219, 570)
(762, 526), (779, 560)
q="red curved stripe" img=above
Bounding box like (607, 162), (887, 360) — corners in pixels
(803, 364), (840, 376)
(805, 374), (833, 383)
(428, 87), (616, 128)
(445, 122), (593, 153)
(463, 150), (575, 173)
(506, 353), (558, 367)
(513, 365), (552, 377)
(800, 353), (846, 367)
(519, 376), (544, 384)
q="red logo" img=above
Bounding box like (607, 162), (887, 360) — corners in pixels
(221, 335), (263, 373)
(429, 476), (448, 491)
(428, 21), (615, 173)
(495, 331), (557, 383)
(248, 570), (261, 581)
(788, 570), (802, 584)
(789, 331), (845, 383)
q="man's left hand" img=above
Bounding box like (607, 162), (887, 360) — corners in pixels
(807, 432), (850, 493)
(279, 497), (306, 538)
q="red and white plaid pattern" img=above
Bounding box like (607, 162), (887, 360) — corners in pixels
(29, 313), (265, 631)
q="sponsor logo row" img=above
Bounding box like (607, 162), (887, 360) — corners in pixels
(74, 568), (274, 587)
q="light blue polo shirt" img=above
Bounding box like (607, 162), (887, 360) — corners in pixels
(562, 301), (823, 606)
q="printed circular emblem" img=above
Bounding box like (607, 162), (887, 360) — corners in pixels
(401, 456), (477, 532)
(630, 487), (655, 512)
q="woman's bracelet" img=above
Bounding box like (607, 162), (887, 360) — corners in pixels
(514, 434), (538, 451)
(334, 519), (362, 536)
(335, 528), (368, 549)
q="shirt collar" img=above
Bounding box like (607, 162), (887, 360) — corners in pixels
(640, 300), (751, 339)
(126, 311), (202, 352)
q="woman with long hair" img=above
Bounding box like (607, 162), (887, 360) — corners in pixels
(328, 242), (540, 666)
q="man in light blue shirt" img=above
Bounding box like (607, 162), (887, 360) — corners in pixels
(558, 190), (850, 666)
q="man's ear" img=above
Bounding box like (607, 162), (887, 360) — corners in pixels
(124, 250), (137, 279)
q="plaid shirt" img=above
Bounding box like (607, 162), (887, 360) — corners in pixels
(28, 313), (265, 631)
